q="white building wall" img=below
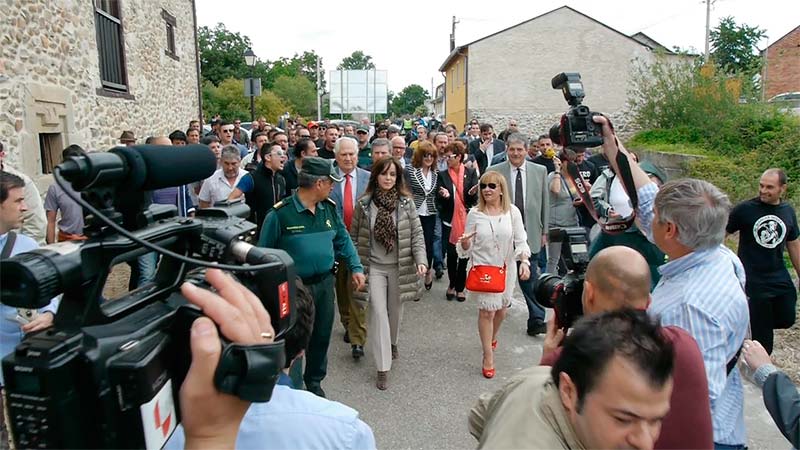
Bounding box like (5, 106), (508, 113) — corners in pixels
(467, 7), (656, 139)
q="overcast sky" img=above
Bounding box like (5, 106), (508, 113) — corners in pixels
(195, 0), (798, 94)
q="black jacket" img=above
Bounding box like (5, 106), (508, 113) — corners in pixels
(246, 164), (286, 231)
(435, 166), (479, 223)
(468, 139), (506, 174)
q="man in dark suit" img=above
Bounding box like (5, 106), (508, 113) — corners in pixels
(487, 133), (549, 336)
(469, 123), (506, 175)
(329, 137), (371, 359)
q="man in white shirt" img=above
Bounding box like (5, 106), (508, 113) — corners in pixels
(391, 136), (408, 169)
(198, 146), (247, 208)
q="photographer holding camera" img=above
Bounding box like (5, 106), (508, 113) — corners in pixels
(540, 246), (713, 449)
(596, 115), (749, 449)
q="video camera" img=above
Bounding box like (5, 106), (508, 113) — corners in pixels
(549, 72), (604, 148)
(0, 144), (296, 449)
(534, 227), (590, 330)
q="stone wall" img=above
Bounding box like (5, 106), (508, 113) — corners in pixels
(467, 109), (641, 143)
(0, 0), (200, 191)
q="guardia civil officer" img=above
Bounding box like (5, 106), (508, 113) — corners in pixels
(258, 157), (366, 397)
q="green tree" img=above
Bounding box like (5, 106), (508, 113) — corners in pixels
(198, 24), (270, 86)
(337, 50), (376, 70)
(710, 17), (767, 76)
(272, 75), (317, 118)
(390, 85), (429, 116)
(202, 78), (291, 124)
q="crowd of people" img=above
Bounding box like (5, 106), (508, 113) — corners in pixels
(0, 108), (799, 449)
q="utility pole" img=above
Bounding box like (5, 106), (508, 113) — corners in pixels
(316, 56), (322, 121)
(450, 16), (459, 52)
(704, 0), (714, 61)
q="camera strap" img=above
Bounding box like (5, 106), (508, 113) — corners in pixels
(562, 136), (638, 234)
(1, 231), (16, 259)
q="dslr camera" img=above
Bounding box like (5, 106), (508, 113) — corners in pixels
(549, 72), (604, 148)
(534, 227), (590, 330)
(1, 145), (296, 449)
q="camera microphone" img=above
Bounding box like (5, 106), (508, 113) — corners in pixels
(58, 144), (217, 191)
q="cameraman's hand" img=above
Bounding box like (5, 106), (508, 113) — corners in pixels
(542, 318), (565, 363)
(21, 312), (53, 334)
(179, 269), (274, 450)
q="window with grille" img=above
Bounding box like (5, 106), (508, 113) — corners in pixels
(162, 10), (178, 60)
(94, 0), (128, 91)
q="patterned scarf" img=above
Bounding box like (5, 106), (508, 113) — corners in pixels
(373, 187), (398, 252)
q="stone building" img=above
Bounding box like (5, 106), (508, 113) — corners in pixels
(763, 25), (800, 100)
(0, 0), (202, 191)
(438, 6), (685, 139)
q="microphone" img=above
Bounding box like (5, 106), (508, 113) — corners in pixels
(58, 145), (217, 191)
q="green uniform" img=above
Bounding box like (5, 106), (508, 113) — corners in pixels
(357, 145), (372, 170)
(258, 193), (363, 390)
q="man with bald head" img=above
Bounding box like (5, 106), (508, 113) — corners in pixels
(540, 246), (713, 449)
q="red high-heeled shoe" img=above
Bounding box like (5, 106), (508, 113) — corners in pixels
(491, 340), (498, 351)
(482, 367), (495, 379)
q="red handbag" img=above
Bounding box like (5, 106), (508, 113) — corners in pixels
(465, 216), (507, 293)
(466, 264), (507, 293)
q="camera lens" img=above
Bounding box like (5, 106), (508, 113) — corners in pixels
(0, 252), (62, 308)
(533, 273), (563, 309)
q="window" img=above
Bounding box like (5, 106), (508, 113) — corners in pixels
(162, 10), (178, 60)
(450, 69), (454, 93)
(94, 0), (128, 91)
(39, 133), (63, 175)
(455, 61), (460, 86)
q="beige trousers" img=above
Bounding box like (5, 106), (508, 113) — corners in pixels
(367, 263), (403, 372)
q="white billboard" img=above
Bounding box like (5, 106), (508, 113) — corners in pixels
(329, 70), (388, 114)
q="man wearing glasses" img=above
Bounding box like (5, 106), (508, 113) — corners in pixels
(232, 119), (250, 148)
(219, 120), (248, 158)
(391, 136), (410, 169)
(228, 142), (287, 234)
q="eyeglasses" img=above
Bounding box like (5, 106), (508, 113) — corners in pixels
(423, 153), (435, 158)
(445, 154), (460, 159)
(221, 129), (234, 133)
(480, 183), (498, 190)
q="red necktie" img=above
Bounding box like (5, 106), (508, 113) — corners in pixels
(344, 173), (353, 229)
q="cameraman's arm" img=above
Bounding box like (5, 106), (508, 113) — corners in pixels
(179, 269), (274, 450)
(592, 116), (658, 238)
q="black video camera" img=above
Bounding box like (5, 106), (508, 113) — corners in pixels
(0, 145), (296, 449)
(534, 227), (590, 330)
(549, 72), (604, 148)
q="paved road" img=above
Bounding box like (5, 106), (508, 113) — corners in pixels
(319, 277), (788, 449)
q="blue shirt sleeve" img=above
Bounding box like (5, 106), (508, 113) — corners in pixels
(237, 173), (255, 194)
(352, 419), (377, 450)
(635, 182), (659, 243)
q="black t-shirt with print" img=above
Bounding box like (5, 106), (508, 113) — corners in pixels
(727, 198), (799, 298)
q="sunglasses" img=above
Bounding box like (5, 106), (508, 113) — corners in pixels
(445, 153), (460, 159)
(423, 153), (435, 158)
(221, 129), (234, 133)
(480, 183), (498, 190)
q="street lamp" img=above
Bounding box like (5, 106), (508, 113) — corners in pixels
(244, 48), (257, 122)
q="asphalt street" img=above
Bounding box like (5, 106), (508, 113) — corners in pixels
(320, 277), (789, 449)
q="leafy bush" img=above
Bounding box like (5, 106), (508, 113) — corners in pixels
(628, 55), (800, 208)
